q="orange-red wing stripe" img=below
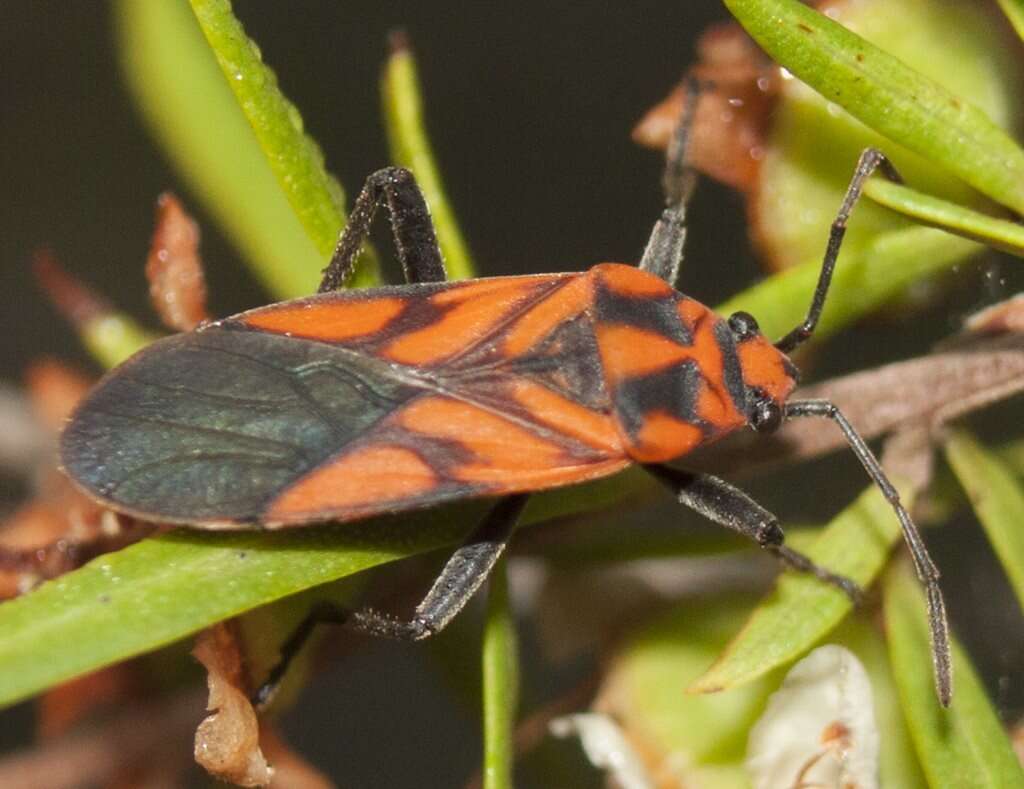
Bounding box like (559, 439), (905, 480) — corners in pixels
(454, 457), (630, 487)
(502, 275), (592, 355)
(396, 395), (627, 489)
(242, 297), (406, 342)
(398, 396), (567, 469)
(383, 277), (558, 365)
(430, 274), (556, 304)
(509, 380), (622, 455)
(266, 445), (437, 522)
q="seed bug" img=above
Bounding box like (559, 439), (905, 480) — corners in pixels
(60, 88), (951, 707)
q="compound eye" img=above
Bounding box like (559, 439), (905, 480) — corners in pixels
(728, 311), (760, 341)
(750, 396), (783, 433)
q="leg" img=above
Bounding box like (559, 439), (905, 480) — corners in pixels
(785, 399), (951, 705)
(252, 494), (529, 708)
(644, 464), (862, 602)
(774, 149), (902, 353)
(318, 167), (447, 292)
(639, 77), (702, 286)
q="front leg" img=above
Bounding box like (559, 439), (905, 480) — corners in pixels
(644, 464), (862, 602)
(319, 167), (448, 291)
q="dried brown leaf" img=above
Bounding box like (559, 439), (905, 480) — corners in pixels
(23, 358), (92, 434)
(146, 193), (210, 332)
(32, 249), (112, 329)
(260, 728), (336, 789)
(0, 691), (200, 788)
(37, 664), (142, 740)
(633, 21), (776, 192)
(963, 294), (1024, 337)
(193, 623), (273, 787)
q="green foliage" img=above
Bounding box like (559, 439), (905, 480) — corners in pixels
(886, 559), (1024, 788)
(188, 0), (378, 288)
(945, 430), (1024, 612)
(115, 0), (328, 299)
(690, 485), (912, 694)
(724, 0), (1024, 213)
(5, 0), (1024, 783)
(382, 43), (476, 280)
(482, 558), (517, 789)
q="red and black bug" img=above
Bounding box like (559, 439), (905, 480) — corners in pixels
(60, 98), (951, 706)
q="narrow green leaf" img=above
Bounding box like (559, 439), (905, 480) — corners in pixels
(717, 225), (979, 343)
(382, 40), (475, 280)
(0, 507), (480, 709)
(606, 596), (775, 773)
(723, 0), (1024, 213)
(114, 0), (327, 300)
(751, 0), (1013, 275)
(187, 0), (378, 288)
(482, 557), (517, 789)
(996, 437), (1024, 477)
(997, 0), (1024, 42)
(81, 314), (160, 369)
(689, 484), (910, 694)
(864, 178), (1024, 257)
(944, 430), (1024, 613)
(0, 468), (650, 708)
(885, 558), (1024, 788)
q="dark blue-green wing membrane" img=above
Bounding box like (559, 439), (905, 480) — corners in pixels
(60, 325), (420, 526)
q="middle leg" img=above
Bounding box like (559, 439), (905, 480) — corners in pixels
(645, 464), (862, 602)
(318, 166), (448, 292)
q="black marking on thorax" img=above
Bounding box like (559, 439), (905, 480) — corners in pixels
(593, 282), (692, 346)
(714, 320), (750, 418)
(611, 362), (703, 442)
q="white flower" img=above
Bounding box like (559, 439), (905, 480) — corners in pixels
(746, 645), (879, 789)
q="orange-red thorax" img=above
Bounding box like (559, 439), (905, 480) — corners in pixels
(587, 263), (797, 463)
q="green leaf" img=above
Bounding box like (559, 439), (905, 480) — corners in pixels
(187, 0), (378, 289)
(0, 469), (651, 708)
(607, 602), (925, 787)
(864, 178), (1024, 257)
(944, 430), (1024, 613)
(602, 596), (775, 782)
(114, 0), (328, 300)
(80, 313), (160, 369)
(885, 558), (1024, 788)
(482, 557), (517, 789)
(750, 0), (1013, 274)
(382, 40), (475, 280)
(717, 225), (979, 344)
(997, 0), (1024, 42)
(723, 0), (1024, 213)
(689, 484), (911, 694)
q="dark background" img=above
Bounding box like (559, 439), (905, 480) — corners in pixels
(2, 2), (1023, 787)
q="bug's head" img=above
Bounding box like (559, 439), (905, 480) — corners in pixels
(727, 311), (800, 434)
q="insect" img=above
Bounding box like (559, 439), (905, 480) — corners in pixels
(60, 95), (951, 707)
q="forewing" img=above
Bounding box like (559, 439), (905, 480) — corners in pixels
(61, 326), (420, 526)
(62, 273), (628, 527)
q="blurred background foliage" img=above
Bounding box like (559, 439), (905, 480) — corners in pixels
(3, 1), (1024, 786)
